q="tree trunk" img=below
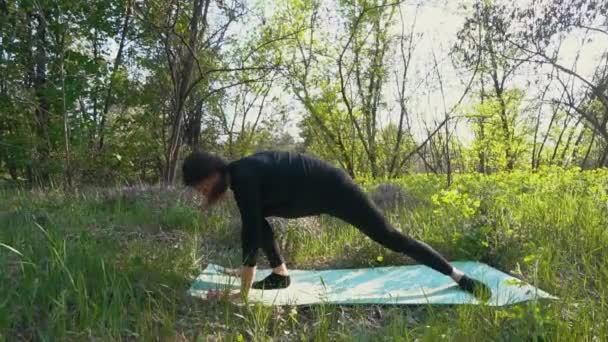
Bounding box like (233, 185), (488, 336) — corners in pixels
(444, 117), (452, 186)
(531, 102), (543, 169)
(60, 37), (72, 188)
(536, 105), (559, 169)
(550, 115), (572, 164)
(98, 0), (132, 150)
(163, 0), (210, 185)
(32, 11), (51, 186)
(478, 76), (487, 174)
(494, 85), (514, 170)
(597, 143), (608, 167)
(570, 126), (587, 163)
(91, 29), (100, 146)
(560, 117), (581, 165)
(477, 118), (486, 173)
(387, 10), (415, 177)
(582, 131), (596, 169)
(185, 101), (203, 150)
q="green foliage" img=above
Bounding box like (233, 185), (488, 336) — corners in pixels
(3, 169), (608, 339)
(2, 0), (606, 186)
(464, 88), (530, 172)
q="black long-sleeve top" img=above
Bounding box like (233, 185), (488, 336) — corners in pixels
(227, 151), (347, 266)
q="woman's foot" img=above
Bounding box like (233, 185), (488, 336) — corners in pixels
(251, 273), (291, 290)
(458, 275), (492, 301)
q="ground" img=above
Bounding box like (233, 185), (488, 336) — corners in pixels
(1, 168), (607, 341)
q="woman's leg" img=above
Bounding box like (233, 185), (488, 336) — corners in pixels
(330, 181), (454, 275)
(328, 177), (491, 299)
(259, 218), (284, 268)
(251, 218), (291, 289)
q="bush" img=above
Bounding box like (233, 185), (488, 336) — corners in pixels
(369, 182), (418, 211)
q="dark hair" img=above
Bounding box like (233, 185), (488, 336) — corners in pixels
(182, 151), (228, 187)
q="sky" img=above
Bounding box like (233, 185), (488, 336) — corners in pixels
(392, 0), (607, 143)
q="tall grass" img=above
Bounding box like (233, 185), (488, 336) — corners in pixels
(1, 167), (607, 341)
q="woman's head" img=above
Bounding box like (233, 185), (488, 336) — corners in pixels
(182, 151), (230, 206)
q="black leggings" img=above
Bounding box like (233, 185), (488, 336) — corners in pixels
(260, 176), (454, 276)
(259, 218), (285, 268)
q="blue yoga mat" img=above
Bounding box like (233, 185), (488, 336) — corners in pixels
(188, 261), (557, 306)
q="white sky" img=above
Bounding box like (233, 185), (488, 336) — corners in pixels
(397, 1), (607, 144)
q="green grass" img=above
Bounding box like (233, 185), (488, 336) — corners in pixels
(1, 167), (607, 341)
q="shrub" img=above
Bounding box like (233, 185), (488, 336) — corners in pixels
(369, 182), (419, 211)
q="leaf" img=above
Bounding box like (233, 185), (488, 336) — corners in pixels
(0, 242), (23, 256)
(523, 254), (536, 263)
(504, 278), (524, 286)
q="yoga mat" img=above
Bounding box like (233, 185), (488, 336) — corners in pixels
(188, 261), (557, 306)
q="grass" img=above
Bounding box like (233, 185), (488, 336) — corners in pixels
(1, 167), (607, 341)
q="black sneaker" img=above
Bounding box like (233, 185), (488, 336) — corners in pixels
(251, 273), (291, 290)
(458, 275), (492, 301)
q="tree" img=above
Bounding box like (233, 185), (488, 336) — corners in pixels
(454, 1), (528, 172)
(510, 0), (608, 167)
(138, 0), (286, 184)
(466, 88), (530, 172)
(0, 0), (139, 186)
(269, 0), (427, 178)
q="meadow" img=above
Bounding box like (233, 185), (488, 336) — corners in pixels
(1, 167), (607, 341)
